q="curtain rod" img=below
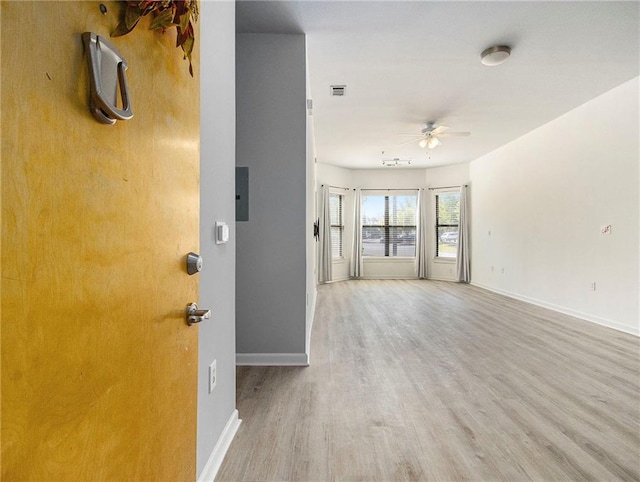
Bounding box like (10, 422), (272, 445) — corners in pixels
(359, 188), (420, 191)
(428, 184), (467, 190)
(321, 184), (351, 191)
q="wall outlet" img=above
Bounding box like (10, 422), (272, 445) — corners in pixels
(601, 225), (612, 235)
(209, 360), (217, 393)
(590, 282), (597, 291)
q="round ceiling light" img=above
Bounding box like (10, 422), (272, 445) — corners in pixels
(480, 45), (511, 66)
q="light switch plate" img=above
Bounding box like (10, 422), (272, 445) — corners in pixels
(209, 360), (217, 393)
(216, 222), (229, 244)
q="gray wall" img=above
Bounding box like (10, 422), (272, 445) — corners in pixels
(305, 64), (317, 358)
(197, 1), (237, 475)
(236, 34), (308, 356)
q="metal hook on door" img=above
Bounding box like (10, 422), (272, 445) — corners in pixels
(82, 32), (134, 125)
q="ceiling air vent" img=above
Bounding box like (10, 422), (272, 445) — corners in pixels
(330, 85), (346, 96)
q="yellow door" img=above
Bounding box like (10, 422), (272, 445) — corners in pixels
(1, 2), (200, 480)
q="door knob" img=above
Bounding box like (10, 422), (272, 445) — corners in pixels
(186, 303), (211, 326)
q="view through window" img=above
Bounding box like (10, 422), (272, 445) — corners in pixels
(435, 192), (460, 258)
(362, 192), (417, 257)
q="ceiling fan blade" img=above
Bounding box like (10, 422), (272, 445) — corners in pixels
(399, 133), (424, 136)
(430, 125), (449, 135)
(438, 131), (471, 137)
(398, 137), (422, 145)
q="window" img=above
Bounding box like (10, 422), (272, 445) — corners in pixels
(362, 192), (417, 257)
(329, 193), (344, 259)
(435, 192), (460, 259)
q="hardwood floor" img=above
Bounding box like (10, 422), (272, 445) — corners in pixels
(217, 280), (640, 481)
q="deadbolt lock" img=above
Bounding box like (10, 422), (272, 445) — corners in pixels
(186, 252), (203, 275)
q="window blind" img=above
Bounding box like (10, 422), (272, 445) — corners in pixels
(329, 193), (343, 258)
(361, 192), (417, 257)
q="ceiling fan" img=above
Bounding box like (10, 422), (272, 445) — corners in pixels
(400, 123), (471, 149)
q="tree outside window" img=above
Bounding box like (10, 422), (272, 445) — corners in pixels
(435, 192), (460, 259)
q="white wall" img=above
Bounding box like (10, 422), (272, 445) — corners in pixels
(352, 168), (426, 191)
(236, 34), (309, 362)
(426, 164), (470, 188)
(470, 77), (639, 335)
(426, 164), (470, 281)
(197, 1), (237, 477)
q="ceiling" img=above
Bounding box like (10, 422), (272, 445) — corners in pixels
(236, 1), (639, 169)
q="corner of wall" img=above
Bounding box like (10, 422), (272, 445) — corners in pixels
(197, 0), (238, 477)
(196, 410), (242, 482)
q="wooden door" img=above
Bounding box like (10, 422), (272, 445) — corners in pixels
(1, 2), (200, 480)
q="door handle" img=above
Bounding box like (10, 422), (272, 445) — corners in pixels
(186, 303), (211, 326)
(82, 32), (134, 125)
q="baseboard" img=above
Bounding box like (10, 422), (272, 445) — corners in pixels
(236, 353), (310, 366)
(361, 275), (418, 280)
(197, 409), (241, 482)
(328, 275), (350, 282)
(471, 282), (639, 337)
(427, 276), (457, 282)
(305, 292), (317, 364)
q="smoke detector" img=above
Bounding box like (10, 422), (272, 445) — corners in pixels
(480, 45), (511, 66)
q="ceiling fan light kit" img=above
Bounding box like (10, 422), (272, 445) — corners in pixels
(480, 45), (511, 66)
(400, 123), (469, 151)
(419, 137), (440, 149)
(427, 137), (440, 149)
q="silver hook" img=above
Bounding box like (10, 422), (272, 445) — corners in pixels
(82, 32), (133, 125)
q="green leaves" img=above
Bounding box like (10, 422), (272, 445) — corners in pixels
(178, 11), (190, 32)
(149, 8), (175, 30)
(111, 3), (145, 37)
(111, 1), (198, 77)
(125, 5), (143, 30)
(111, 21), (134, 38)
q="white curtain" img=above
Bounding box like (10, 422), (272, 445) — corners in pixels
(350, 188), (363, 278)
(456, 184), (470, 283)
(416, 188), (429, 279)
(319, 185), (332, 283)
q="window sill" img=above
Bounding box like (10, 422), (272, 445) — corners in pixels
(433, 257), (456, 264)
(363, 257), (416, 262)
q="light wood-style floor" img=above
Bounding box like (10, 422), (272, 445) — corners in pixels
(217, 280), (640, 481)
